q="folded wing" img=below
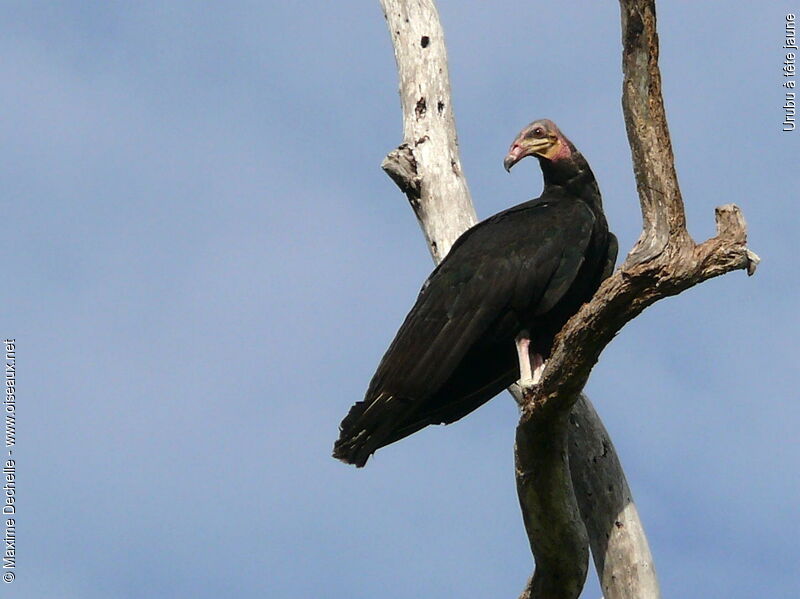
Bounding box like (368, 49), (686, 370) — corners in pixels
(334, 200), (596, 466)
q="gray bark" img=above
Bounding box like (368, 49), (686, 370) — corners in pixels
(568, 396), (660, 599)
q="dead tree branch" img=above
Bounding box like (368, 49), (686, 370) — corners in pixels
(516, 1), (758, 598)
(379, 0), (477, 260)
(567, 395), (660, 599)
(377, 1), (675, 598)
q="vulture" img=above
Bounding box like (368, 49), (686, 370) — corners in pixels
(334, 119), (617, 467)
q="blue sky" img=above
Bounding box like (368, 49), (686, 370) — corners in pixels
(2, 2), (797, 597)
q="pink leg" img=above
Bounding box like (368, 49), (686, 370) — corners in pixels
(515, 329), (546, 388)
(515, 330), (532, 384)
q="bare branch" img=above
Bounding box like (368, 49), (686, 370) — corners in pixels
(515, 410), (589, 599)
(379, 0), (476, 261)
(524, 0), (757, 414)
(619, 0), (688, 263)
(568, 396), (660, 599)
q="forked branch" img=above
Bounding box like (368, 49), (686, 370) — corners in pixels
(516, 2), (758, 598)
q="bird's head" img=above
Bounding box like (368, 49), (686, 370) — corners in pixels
(503, 119), (573, 172)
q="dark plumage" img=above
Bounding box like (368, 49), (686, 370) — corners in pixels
(334, 119), (617, 467)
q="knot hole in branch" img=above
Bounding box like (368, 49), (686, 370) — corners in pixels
(415, 96), (427, 119)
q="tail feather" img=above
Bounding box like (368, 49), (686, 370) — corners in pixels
(333, 394), (415, 467)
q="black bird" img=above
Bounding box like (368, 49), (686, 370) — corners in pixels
(334, 119), (617, 467)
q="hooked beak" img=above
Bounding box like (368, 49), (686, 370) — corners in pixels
(504, 144), (524, 172)
(503, 138), (553, 172)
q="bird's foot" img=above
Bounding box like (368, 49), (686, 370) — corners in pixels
(517, 376), (539, 395)
(517, 356), (546, 397)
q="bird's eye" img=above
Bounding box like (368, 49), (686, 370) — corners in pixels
(526, 127), (544, 139)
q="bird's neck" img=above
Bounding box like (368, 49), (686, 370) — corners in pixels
(539, 152), (603, 211)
